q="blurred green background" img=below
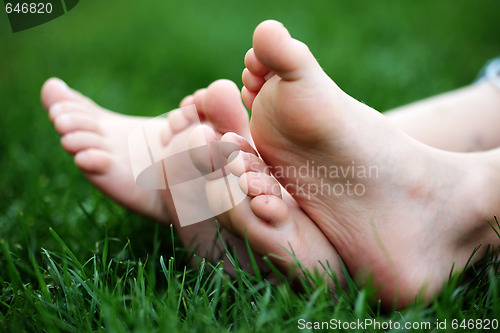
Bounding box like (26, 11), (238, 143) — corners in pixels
(0, 0), (499, 271)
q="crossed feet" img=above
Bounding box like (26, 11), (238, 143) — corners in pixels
(42, 20), (500, 309)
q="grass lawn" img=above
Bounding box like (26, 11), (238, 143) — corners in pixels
(1, 0), (500, 331)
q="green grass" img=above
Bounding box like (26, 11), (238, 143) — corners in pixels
(1, 0), (500, 332)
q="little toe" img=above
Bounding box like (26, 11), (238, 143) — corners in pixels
(74, 149), (111, 174)
(54, 113), (100, 135)
(61, 132), (106, 154)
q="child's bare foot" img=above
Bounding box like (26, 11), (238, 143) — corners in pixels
(188, 127), (343, 285)
(41, 78), (170, 223)
(243, 20), (500, 307)
(41, 78), (260, 263)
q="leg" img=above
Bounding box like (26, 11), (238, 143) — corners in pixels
(385, 81), (500, 152)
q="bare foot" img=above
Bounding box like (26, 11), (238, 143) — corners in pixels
(188, 126), (343, 286)
(41, 78), (170, 223)
(243, 20), (500, 308)
(41, 78), (261, 265)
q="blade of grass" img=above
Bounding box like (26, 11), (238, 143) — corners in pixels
(49, 228), (86, 279)
(244, 233), (261, 282)
(0, 239), (22, 292)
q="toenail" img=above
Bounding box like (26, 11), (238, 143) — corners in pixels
(247, 171), (260, 177)
(50, 104), (63, 117)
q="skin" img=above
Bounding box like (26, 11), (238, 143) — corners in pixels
(240, 20), (500, 308)
(187, 124), (343, 285)
(41, 77), (342, 282)
(386, 81), (500, 152)
(41, 20), (500, 308)
(41, 78), (261, 271)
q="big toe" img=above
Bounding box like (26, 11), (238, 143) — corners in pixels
(252, 20), (318, 81)
(41, 78), (93, 110)
(250, 195), (290, 230)
(203, 80), (250, 139)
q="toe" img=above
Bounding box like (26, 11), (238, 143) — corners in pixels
(244, 48), (270, 77)
(228, 151), (270, 177)
(242, 68), (266, 92)
(220, 132), (266, 176)
(250, 195), (291, 228)
(48, 101), (91, 122)
(188, 125), (218, 175)
(160, 124), (174, 147)
(192, 88), (207, 120)
(168, 109), (191, 133)
(168, 105), (199, 134)
(179, 95), (194, 108)
(188, 124), (217, 148)
(61, 132), (106, 154)
(239, 172), (281, 197)
(222, 193), (293, 264)
(74, 149), (111, 173)
(41, 77), (94, 110)
(221, 132), (256, 157)
(202, 80), (250, 138)
(241, 87), (257, 110)
(54, 113), (100, 135)
(252, 20), (318, 81)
